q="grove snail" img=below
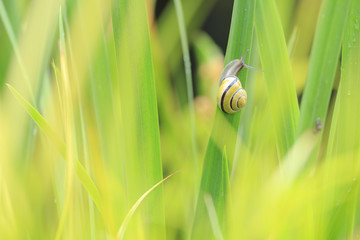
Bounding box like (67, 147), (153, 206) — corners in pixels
(217, 51), (262, 114)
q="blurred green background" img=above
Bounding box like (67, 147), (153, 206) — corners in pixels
(0, 0), (359, 239)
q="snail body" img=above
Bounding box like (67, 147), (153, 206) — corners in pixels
(217, 51), (261, 114)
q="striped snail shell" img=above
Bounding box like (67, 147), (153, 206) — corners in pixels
(217, 51), (261, 114)
(217, 76), (247, 114)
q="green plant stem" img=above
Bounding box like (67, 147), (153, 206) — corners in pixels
(173, 0), (199, 188)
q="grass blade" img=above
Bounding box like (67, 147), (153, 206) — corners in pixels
(191, 0), (256, 238)
(255, 0), (299, 159)
(157, 0), (216, 67)
(6, 84), (102, 212)
(112, 0), (165, 238)
(325, 1), (360, 238)
(204, 194), (224, 240)
(173, 0), (199, 187)
(296, 0), (352, 138)
(116, 170), (183, 240)
(327, 0), (360, 159)
(60, 7), (96, 239)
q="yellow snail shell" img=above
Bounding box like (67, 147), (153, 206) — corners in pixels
(217, 76), (247, 114)
(217, 51), (261, 114)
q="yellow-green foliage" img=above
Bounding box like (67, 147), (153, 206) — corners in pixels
(0, 0), (359, 239)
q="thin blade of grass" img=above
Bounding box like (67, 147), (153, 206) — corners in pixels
(173, 0), (199, 189)
(54, 9), (77, 239)
(157, 0), (216, 67)
(204, 194), (224, 240)
(296, 0), (352, 139)
(255, 0), (299, 159)
(6, 84), (102, 212)
(191, 0), (256, 238)
(116, 170), (183, 240)
(59, 7), (97, 239)
(112, 0), (165, 238)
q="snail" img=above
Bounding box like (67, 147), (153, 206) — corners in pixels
(217, 51), (262, 114)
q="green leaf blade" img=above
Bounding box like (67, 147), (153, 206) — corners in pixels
(6, 83), (103, 212)
(192, 0), (256, 238)
(112, 0), (165, 238)
(327, 0), (360, 157)
(325, 2), (360, 237)
(255, 0), (299, 159)
(296, 0), (352, 138)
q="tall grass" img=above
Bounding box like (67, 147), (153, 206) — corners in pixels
(0, 0), (359, 239)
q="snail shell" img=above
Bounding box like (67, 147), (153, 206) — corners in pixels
(217, 51), (261, 114)
(217, 76), (247, 114)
